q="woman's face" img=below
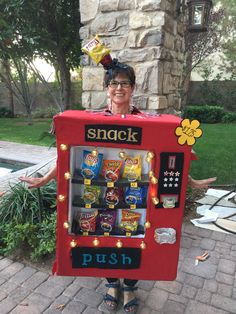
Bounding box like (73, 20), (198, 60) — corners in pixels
(107, 73), (134, 109)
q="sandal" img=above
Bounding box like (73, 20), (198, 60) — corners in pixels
(104, 281), (120, 311)
(122, 286), (139, 314)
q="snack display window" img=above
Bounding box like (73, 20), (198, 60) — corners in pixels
(53, 110), (195, 280)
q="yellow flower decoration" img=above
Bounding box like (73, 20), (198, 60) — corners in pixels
(175, 119), (202, 146)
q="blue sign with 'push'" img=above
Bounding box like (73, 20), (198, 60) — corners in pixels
(71, 247), (141, 269)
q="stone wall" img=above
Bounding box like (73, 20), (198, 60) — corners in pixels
(80, 0), (185, 113)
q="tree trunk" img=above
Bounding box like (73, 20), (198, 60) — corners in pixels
(57, 50), (71, 111)
(2, 59), (15, 116)
(180, 53), (193, 110)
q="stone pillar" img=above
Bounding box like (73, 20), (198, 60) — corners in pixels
(80, 0), (184, 113)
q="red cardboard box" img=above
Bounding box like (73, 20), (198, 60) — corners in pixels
(53, 110), (193, 280)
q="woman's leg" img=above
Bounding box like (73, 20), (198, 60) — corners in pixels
(104, 278), (120, 310)
(123, 279), (139, 313)
(123, 279), (138, 286)
(107, 277), (119, 283)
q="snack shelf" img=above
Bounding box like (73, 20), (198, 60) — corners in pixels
(71, 219), (145, 237)
(72, 169), (150, 187)
(72, 195), (147, 210)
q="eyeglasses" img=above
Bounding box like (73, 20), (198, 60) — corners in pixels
(109, 80), (132, 89)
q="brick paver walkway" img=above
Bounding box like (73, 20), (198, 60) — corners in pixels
(1, 223), (236, 314)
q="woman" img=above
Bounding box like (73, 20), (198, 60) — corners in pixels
(19, 60), (216, 314)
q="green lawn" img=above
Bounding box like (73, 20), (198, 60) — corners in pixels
(1, 118), (235, 185)
(0, 118), (53, 146)
(190, 124), (236, 185)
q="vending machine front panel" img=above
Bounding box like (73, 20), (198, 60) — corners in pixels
(53, 110), (193, 280)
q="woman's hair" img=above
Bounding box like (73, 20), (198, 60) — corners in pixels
(104, 59), (135, 87)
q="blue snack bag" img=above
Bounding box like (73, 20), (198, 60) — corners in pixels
(125, 186), (147, 206)
(81, 150), (103, 179)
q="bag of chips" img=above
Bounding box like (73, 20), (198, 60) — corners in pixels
(98, 210), (117, 233)
(102, 160), (122, 182)
(119, 209), (141, 232)
(125, 186), (147, 206)
(82, 186), (101, 205)
(122, 155), (142, 181)
(77, 210), (98, 232)
(81, 150), (103, 179)
(82, 35), (112, 66)
(105, 187), (123, 206)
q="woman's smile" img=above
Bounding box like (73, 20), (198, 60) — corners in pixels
(108, 74), (134, 114)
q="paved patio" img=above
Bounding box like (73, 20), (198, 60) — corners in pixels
(0, 141), (236, 313)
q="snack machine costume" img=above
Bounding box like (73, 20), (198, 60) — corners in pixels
(52, 110), (201, 280)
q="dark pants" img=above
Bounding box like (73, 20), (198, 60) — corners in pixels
(106, 277), (138, 286)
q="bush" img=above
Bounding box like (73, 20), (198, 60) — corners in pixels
(0, 107), (13, 118)
(0, 181), (56, 224)
(0, 212), (56, 260)
(0, 181), (57, 260)
(33, 106), (59, 118)
(222, 112), (236, 123)
(183, 105), (225, 123)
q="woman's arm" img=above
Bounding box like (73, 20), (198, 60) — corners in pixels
(19, 165), (57, 189)
(188, 175), (217, 189)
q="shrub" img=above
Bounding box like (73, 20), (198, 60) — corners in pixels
(0, 212), (56, 260)
(71, 102), (85, 110)
(33, 106), (59, 118)
(0, 181), (57, 259)
(0, 107), (13, 118)
(0, 181), (56, 224)
(222, 112), (236, 123)
(183, 105), (225, 123)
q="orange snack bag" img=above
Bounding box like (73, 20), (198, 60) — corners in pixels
(120, 209), (141, 232)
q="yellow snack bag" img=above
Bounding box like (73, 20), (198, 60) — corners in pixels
(82, 35), (111, 65)
(122, 155), (142, 182)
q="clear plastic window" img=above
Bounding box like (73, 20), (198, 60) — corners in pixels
(68, 146), (152, 238)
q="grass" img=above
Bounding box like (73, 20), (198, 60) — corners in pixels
(190, 124), (236, 186)
(1, 118), (236, 185)
(0, 118), (53, 146)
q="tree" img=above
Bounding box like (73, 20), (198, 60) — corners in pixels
(216, 0), (236, 79)
(0, 0), (82, 111)
(1, 59), (38, 124)
(181, 7), (224, 107)
(0, 59), (14, 116)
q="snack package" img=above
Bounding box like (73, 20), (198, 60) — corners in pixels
(77, 210), (98, 232)
(105, 187), (123, 206)
(98, 210), (117, 233)
(102, 160), (122, 182)
(82, 186), (101, 205)
(125, 186), (147, 206)
(122, 155), (142, 181)
(82, 35), (112, 66)
(81, 150), (103, 179)
(119, 209), (141, 232)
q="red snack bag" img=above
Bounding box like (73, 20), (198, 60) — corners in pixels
(120, 209), (141, 232)
(77, 210), (98, 232)
(102, 160), (122, 182)
(105, 187), (123, 206)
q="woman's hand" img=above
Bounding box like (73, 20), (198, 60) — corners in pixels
(0, 191), (5, 197)
(18, 176), (48, 189)
(188, 176), (217, 189)
(19, 166), (57, 189)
